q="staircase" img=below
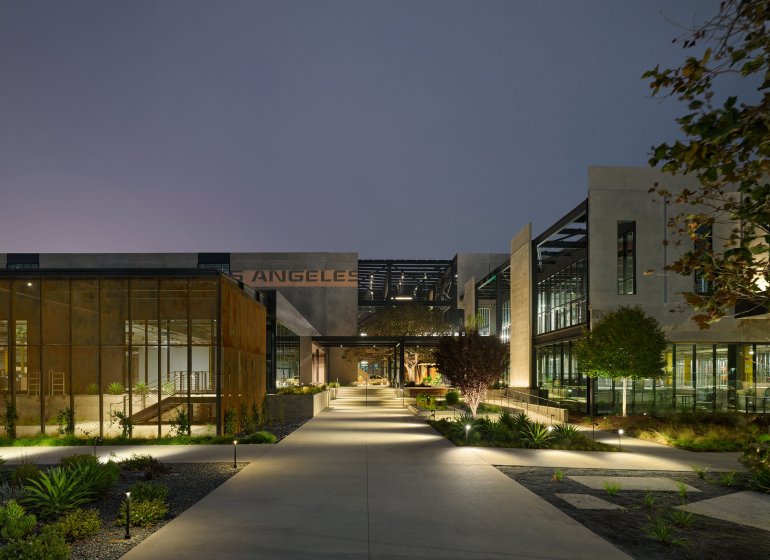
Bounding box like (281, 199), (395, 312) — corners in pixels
(110, 371), (217, 425)
(333, 385), (400, 408)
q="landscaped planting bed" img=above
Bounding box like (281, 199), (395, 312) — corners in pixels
(498, 466), (770, 560)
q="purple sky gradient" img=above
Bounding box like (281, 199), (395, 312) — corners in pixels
(0, 1), (736, 258)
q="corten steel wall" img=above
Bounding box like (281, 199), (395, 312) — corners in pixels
(219, 276), (267, 434)
(0, 272), (243, 438)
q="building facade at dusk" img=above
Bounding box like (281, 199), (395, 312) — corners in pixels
(2, 166), (768, 436)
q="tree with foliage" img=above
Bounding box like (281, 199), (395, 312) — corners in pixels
(645, 0), (770, 328)
(434, 329), (509, 417)
(344, 304), (451, 382)
(574, 306), (667, 417)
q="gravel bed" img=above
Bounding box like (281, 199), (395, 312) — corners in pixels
(265, 417), (309, 441)
(498, 466), (770, 560)
(70, 462), (244, 560)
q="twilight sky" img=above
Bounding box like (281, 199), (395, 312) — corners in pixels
(0, 1), (730, 258)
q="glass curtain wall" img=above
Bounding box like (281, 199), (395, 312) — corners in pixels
(589, 342), (770, 415)
(275, 323), (300, 388)
(535, 340), (585, 411)
(0, 273), (268, 438)
(536, 258), (587, 334)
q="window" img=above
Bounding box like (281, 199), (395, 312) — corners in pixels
(693, 225), (712, 295)
(617, 222), (635, 295)
(197, 253), (230, 275)
(6, 254), (39, 270)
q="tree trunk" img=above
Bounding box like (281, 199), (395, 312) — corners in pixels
(622, 377), (628, 417)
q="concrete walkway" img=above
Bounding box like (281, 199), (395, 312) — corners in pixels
(120, 388), (632, 560)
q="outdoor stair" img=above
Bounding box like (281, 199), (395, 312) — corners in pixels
(128, 394), (216, 424)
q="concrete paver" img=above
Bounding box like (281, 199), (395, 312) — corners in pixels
(679, 491), (770, 532)
(568, 476), (700, 492)
(555, 494), (626, 510)
(121, 388), (632, 559)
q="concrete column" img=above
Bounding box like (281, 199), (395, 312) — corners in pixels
(299, 336), (313, 385)
(509, 225), (533, 388)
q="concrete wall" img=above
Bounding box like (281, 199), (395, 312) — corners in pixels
(587, 166), (770, 342)
(327, 347), (358, 385)
(232, 252), (358, 336)
(509, 224), (532, 387)
(38, 253), (196, 268)
(265, 390), (330, 420)
(0, 252), (359, 338)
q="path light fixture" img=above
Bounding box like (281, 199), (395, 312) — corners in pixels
(592, 422), (599, 441)
(618, 429), (624, 451)
(465, 424), (470, 445)
(124, 492), (131, 539)
(233, 440), (238, 468)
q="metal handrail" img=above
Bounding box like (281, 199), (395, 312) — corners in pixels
(484, 388), (566, 421)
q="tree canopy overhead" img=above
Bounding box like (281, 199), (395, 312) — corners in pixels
(645, 0), (770, 327)
(344, 304), (451, 382)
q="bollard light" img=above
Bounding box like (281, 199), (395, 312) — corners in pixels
(617, 429), (624, 451)
(124, 492), (131, 539)
(233, 440), (238, 468)
(592, 422), (599, 441)
(465, 424), (471, 445)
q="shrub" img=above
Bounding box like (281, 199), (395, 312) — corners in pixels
(239, 431), (277, 444)
(22, 467), (93, 518)
(134, 382), (149, 396)
(669, 507), (695, 528)
(520, 422), (553, 449)
(116, 497), (168, 527)
(0, 480), (24, 504)
(58, 454), (97, 471)
(12, 462), (41, 486)
(445, 390), (460, 406)
(56, 408), (75, 437)
(85, 383), (99, 395)
(740, 437), (770, 493)
(552, 424), (582, 443)
(4, 399), (18, 439)
(552, 469), (564, 482)
(119, 454), (168, 478)
(604, 481), (622, 495)
(111, 411), (134, 438)
(646, 514), (688, 547)
(480, 419), (510, 443)
(68, 460), (119, 495)
(54, 508), (100, 542)
(170, 408), (191, 437)
(129, 481), (168, 503)
(0, 524), (70, 560)
(0, 500), (37, 540)
(107, 381), (125, 395)
(223, 408), (236, 437)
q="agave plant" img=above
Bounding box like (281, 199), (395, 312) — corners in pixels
(22, 467), (93, 518)
(553, 423), (582, 443)
(480, 419), (511, 443)
(520, 422), (554, 449)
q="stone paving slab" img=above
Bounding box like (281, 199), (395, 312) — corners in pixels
(568, 476), (700, 492)
(679, 491), (770, 532)
(556, 493), (626, 510)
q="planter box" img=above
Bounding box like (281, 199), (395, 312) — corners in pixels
(405, 387), (448, 398)
(265, 390), (330, 420)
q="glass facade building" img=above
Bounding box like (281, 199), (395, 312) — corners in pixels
(0, 270), (266, 437)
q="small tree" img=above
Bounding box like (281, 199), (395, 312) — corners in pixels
(434, 329), (509, 417)
(574, 306), (667, 417)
